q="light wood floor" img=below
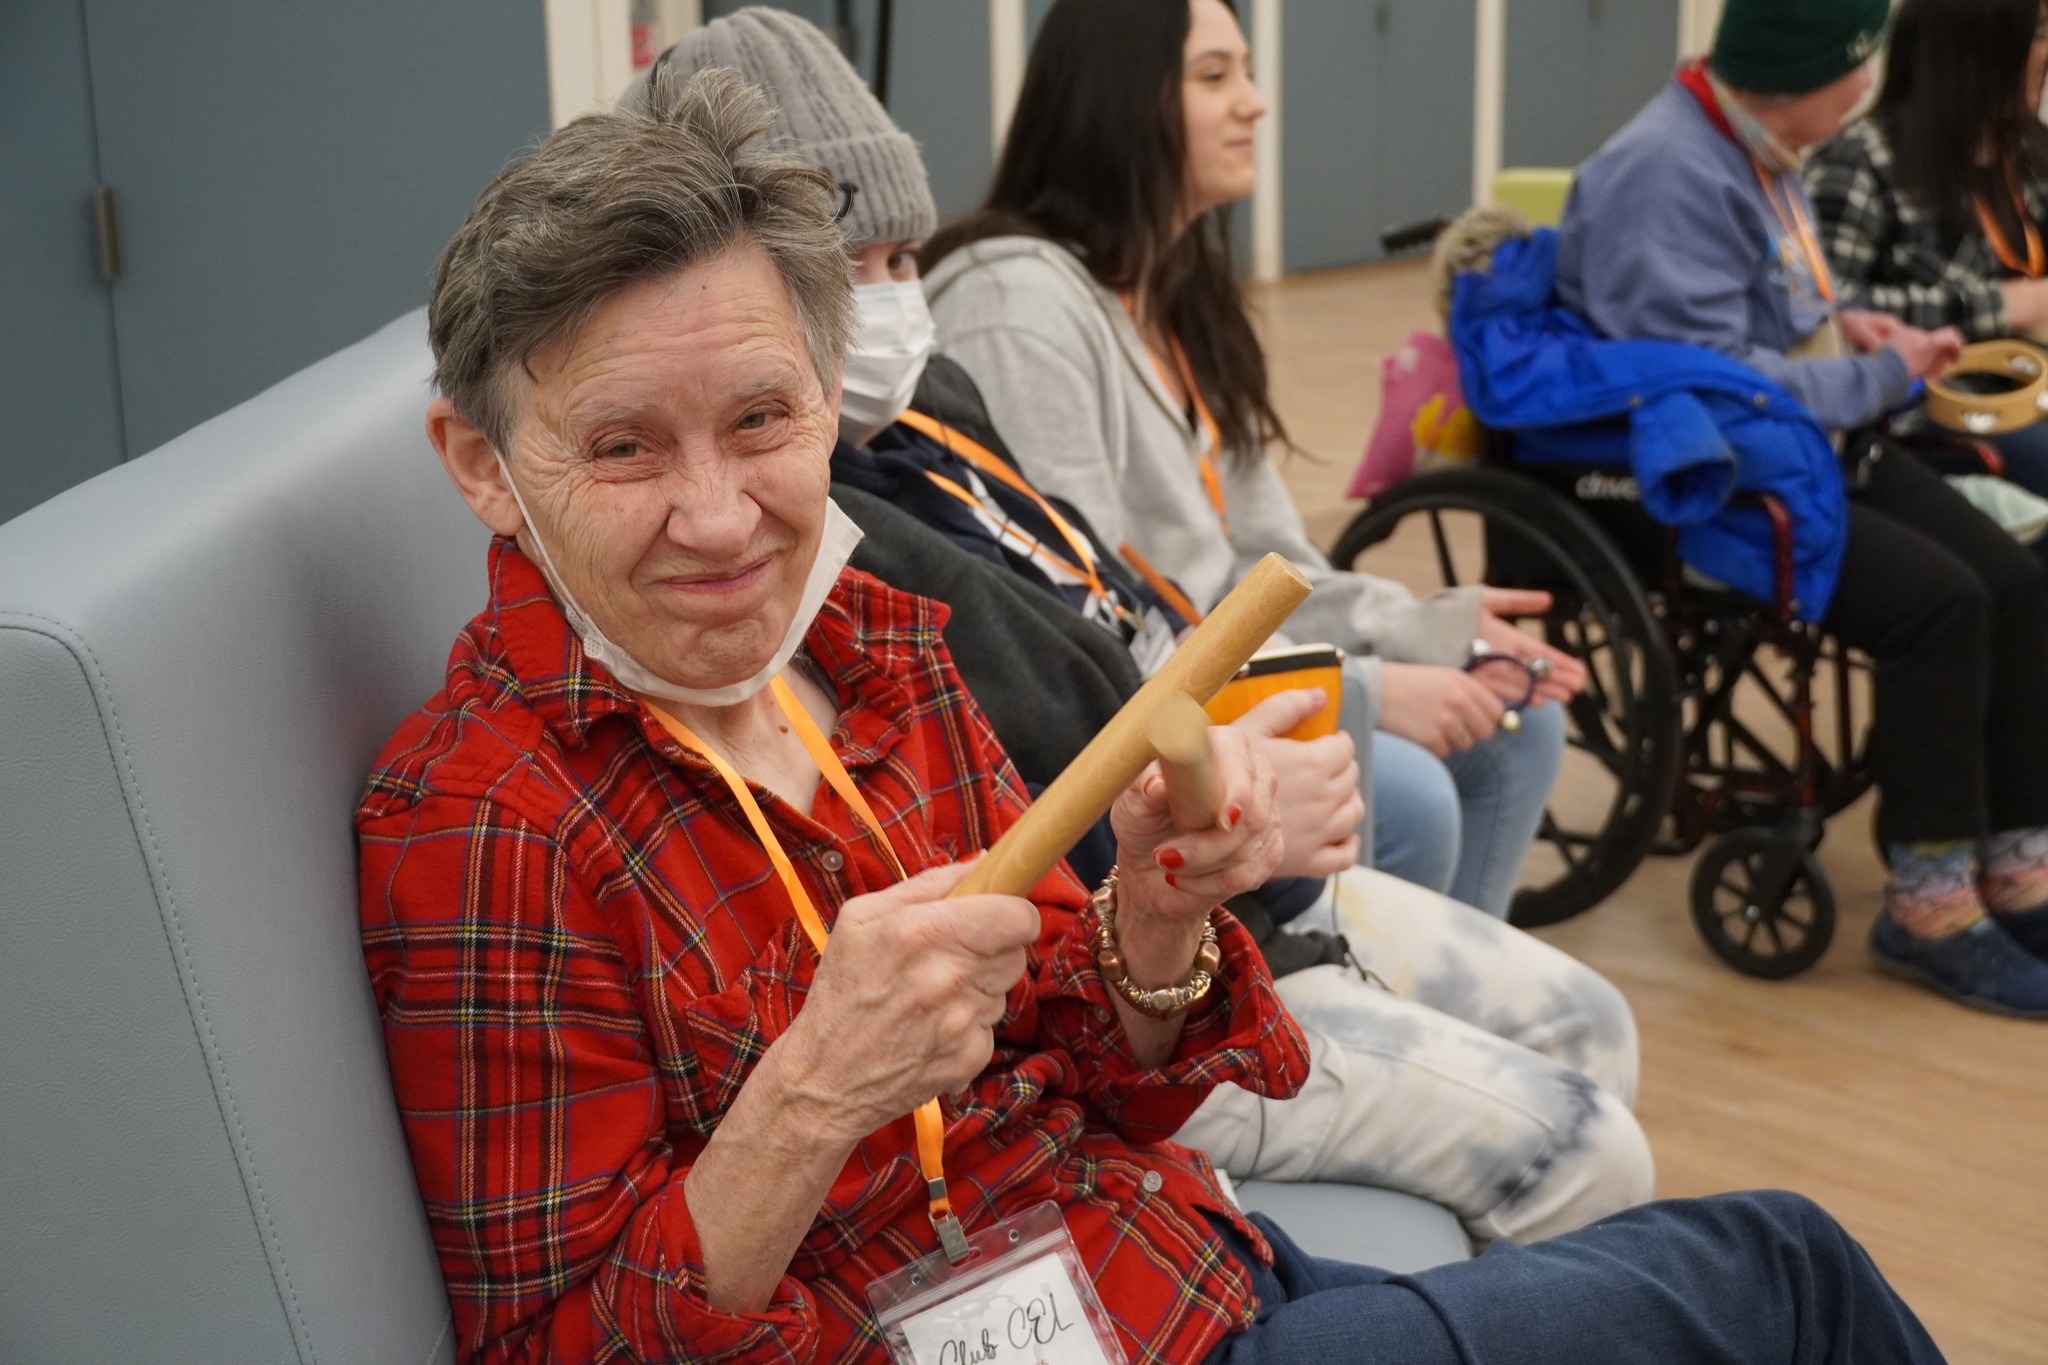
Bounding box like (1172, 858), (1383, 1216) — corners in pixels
(1251, 260), (2048, 1364)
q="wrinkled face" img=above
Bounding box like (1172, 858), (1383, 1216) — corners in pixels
(1775, 61), (1876, 150)
(1180, 0), (1267, 218)
(502, 245), (839, 690)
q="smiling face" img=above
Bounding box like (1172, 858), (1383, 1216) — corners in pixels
(1179, 0), (1266, 219)
(498, 244), (840, 691)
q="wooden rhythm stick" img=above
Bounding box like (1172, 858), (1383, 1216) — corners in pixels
(951, 553), (1312, 898)
(1147, 694), (1224, 829)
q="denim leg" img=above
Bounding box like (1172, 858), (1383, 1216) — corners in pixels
(1206, 1192), (1945, 1364)
(1438, 700), (1566, 919)
(1990, 423), (2048, 499)
(1371, 731), (1461, 896)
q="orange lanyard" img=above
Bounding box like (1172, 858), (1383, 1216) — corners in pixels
(1118, 295), (1228, 525)
(895, 409), (1130, 625)
(1753, 162), (1837, 306)
(1976, 168), (2045, 279)
(639, 676), (968, 1257)
(1117, 540), (1206, 627)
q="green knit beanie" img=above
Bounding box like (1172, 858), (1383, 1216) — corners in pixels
(1710, 0), (1891, 95)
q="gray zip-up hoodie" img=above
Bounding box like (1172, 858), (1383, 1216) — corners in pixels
(1557, 82), (1911, 433)
(923, 235), (1480, 713)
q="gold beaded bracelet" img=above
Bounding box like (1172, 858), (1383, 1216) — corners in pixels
(1090, 866), (1222, 1019)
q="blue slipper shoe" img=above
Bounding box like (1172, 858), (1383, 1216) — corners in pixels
(1993, 904), (2048, 960)
(1868, 914), (2048, 1018)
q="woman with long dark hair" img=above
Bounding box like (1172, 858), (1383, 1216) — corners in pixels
(923, 0), (1580, 923)
(1809, 0), (2048, 486)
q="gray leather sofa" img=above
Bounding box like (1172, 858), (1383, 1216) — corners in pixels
(0, 312), (1467, 1365)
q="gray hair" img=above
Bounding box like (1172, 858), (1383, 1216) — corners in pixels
(428, 66), (856, 452)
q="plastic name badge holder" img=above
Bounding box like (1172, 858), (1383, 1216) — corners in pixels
(867, 1201), (1127, 1365)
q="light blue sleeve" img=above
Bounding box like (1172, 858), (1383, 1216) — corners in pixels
(1563, 160), (1912, 433)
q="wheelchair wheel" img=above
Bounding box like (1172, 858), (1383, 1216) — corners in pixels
(1330, 466), (1682, 928)
(1688, 827), (1836, 978)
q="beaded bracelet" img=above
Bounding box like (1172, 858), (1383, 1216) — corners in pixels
(1091, 866), (1222, 1019)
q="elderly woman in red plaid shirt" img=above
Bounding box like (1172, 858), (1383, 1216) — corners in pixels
(359, 63), (1943, 1365)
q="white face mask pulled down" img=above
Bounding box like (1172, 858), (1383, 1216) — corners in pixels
(495, 453), (864, 707)
(838, 279), (937, 446)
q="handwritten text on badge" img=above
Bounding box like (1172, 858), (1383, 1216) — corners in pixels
(897, 1253), (1117, 1365)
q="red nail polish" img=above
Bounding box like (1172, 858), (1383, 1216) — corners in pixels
(1164, 872), (1178, 888)
(1157, 848), (1185, 871)
(1225, 805), (1243, 830)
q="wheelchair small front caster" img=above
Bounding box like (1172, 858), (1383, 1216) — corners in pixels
(1689, 828), (1836, 979)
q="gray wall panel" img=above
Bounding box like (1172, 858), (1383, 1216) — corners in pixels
(886, 0), (993, 220)
(0, 0), (126, 525)
(1506, 0), (1677, 169)
(78, 0), (550, 456)
(1283, 0), (1473, 273)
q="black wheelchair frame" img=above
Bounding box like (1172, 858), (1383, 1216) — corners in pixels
(1331, 442), (1870, 979)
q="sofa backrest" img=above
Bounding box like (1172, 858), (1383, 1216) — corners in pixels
(0, 311), (479, 1364)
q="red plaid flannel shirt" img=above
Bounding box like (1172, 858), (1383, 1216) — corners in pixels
(358, 540), (1311, 1365)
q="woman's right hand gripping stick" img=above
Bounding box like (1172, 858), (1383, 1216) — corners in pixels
(779, 860), (1041, 1143)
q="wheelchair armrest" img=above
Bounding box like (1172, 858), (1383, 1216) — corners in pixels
(1729, 491), (1798, 620)
(1883, 424), (2004, 478)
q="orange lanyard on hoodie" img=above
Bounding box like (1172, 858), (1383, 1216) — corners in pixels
(639, 676), (969, 1258)
(1680, 57), (1837, 306)
(1753, 164), (1838, 306)
(895, 409), (1130, 625)
(1976, 167), (2046, 279)
(1119, 294), (1228, 525)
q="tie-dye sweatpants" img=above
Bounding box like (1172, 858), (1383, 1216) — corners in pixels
(1174, 866), (1654, 1245)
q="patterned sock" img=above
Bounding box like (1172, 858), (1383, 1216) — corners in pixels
(1883, 841), (1986, 940)
(1979, 827), (2048, 915)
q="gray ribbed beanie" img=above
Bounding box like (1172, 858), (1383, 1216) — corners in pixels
(625, 7), (936, 249)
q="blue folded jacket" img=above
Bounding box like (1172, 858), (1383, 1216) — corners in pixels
(1449, 230), (1846, 620)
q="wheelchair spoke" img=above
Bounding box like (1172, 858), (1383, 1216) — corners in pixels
(1419, 510), (1456, 588)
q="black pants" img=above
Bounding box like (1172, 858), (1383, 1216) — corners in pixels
(1825, 440), (2048, 845)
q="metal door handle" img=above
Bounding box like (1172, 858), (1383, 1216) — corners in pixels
(92, 185), (124, 282)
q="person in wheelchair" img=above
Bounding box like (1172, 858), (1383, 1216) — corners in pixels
(1556, 0), (2048, 1015)
(921, 0), (1585, 927)
(1807, 0), (2048, 503)
(627, 6), (1654, 1245)
(363, 65), (1946, 1365)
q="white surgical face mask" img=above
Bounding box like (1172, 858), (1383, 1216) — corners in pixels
(838, 279), (937, 445)
(495, 452), (864, 707)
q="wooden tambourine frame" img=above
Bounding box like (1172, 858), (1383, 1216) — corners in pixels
(1926, 338), (2048, 436)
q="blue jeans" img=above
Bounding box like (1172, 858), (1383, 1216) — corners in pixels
(1204, 1191), (1943, 1364)
(1371, 701), (1566, 919)
(1992, 422), (2048, 498)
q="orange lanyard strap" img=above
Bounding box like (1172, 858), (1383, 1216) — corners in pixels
(897, 410), (1129, 626)
(1118, 295), (1229, 525)
(1118, 541), (1206, 627)
(639, 678), (965, 1257)
(1976, 168), (2045, 279)
(1752, 161), (1837, 306)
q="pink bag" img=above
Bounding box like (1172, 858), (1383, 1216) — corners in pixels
(1348, 331), (1472, 499)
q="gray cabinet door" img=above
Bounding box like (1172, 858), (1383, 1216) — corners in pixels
(1506, 0), (1676, 169)
(887, 0), (992, 218)
(1, 0), (126, 525)
(78, 0), (550, 457)
(1283, 0), (1473, 272)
